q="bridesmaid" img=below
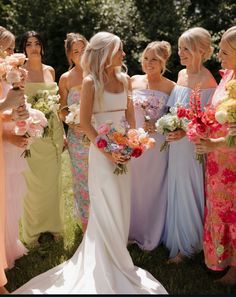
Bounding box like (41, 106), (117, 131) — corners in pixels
(20, 31), (65, 246)
(0, 42), (27, 294)
(129, 41), (175, 250)
(195, 26), (236, 285)
(163, 27), (217, 263)
(59, 33), (89, 232)
(0, 26), (28, 269)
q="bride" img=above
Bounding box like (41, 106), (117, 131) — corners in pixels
(14, 31), (168, 294)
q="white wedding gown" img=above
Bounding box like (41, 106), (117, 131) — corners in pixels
(14, 91), (168, 294)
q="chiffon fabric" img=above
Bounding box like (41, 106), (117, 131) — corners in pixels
(0, 113), (7, 287)
(13, 90), (168, 294)
(163, 85), (215, 258)
(67, 86), (89, 225)
(1, 81), (28, 268)
(129, 89), (169, 250)
(203, 70), (236, 270)
(22, 82), (64, 246)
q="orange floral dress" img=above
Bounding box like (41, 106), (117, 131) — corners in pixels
(203, 69), (236, 270)
(0, 113), (7, 286)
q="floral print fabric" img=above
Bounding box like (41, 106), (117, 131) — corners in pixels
(67, 86), (89, 225)
(204, 70), (236, 270)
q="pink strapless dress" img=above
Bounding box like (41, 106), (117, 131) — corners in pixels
(0, 114), (7, 286)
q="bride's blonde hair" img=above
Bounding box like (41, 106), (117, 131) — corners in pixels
(81, 31), (128, 104)
(221, 26), (236, 51)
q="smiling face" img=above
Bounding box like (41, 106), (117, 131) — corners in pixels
(218, 39), (236, 70)
(142, 48), (162, 75)
(25, 36), (42, 59)
(178, 39), (194, 67)
(69, 40), (86, 66)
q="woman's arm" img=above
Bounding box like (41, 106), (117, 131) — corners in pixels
(58, 74), (69, 122)
(80, 76), (98, 144)
(125, 76), (135, 129)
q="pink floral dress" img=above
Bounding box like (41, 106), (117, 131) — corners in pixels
(204, 69), (236, 270)
(67, 86), (90, 226)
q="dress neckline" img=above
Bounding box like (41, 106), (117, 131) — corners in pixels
(133, 88), (169, 97)
(176, 85), (216, 91)
(104, 90), (125, 95)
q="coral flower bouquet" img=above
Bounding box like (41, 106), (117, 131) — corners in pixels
(95, 117), (156, 175)
(177, 88), (222, 163)
(215, 79), (236, 147)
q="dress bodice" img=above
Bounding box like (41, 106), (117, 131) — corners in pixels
(67, 86), (81, 106)
(167, 85), (216, 110)
(132, 89), (169, 128)
(25, 82), (58, 96)
(93, 90), (127, 129)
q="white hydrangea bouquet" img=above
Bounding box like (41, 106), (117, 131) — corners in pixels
(26, 89), (60, 137)
(65, 103), (80, 125)
(155, 106), (188, 151)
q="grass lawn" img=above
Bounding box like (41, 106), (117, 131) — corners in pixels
(5, 151), (236, 295)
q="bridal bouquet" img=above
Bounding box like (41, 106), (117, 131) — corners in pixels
(215, 80), (236, 147)
(14, 108), (48, 157)
(95, 117), (156, 175)
(177, 89), (222, 163)
(155, 106), (187, 151)
(26, 89), (60, 137)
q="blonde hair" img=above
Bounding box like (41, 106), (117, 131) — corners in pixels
(221, 26), (236, 51)
(81, 31), (128, 104)
(179, 27), (213, 62)
(64, 32), (88, 69)
(0, 26), (15, 51)
(141, 41), (171, 74)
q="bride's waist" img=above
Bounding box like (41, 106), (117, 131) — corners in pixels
(93, 109), (126, 125)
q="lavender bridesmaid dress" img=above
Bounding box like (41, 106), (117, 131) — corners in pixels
(129, 89), (169, 250)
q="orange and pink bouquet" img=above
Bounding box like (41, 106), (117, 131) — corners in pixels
(95, 117), (155, 175)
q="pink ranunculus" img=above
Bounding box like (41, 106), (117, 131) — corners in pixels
(186, 128), (198, 142)
(97, 123), (111, 135)
(96, 138), (108, 149)
(127, 129), (138, 139)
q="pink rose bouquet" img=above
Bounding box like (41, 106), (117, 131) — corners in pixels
(95, 117), (155, 175)
(14, 108), (48, 157)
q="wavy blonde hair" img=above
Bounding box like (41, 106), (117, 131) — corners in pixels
(0, 26), (15, 51)
(141, 41), (171, 74)
(64, 32), (88, 69)
(81, 31), (128, 104)
(179, 27), (214, 63)
(221, 26), (236, 51)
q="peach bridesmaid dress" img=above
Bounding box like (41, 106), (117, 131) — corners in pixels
(0, 113), (7, 287)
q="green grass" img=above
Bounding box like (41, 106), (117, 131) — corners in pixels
(5, 151), (236, 294)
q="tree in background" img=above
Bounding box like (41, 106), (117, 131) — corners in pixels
(0, 0), (235, 82)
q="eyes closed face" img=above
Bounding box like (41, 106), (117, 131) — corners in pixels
(1, 39), (15, 56)
(25, 37), (42, 58)
(70, 40), (85, 66)
(218, 39), (236, 70)
(142, 49), (162, 75)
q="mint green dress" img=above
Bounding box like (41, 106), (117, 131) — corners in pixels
(22, 82), (64, 245)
